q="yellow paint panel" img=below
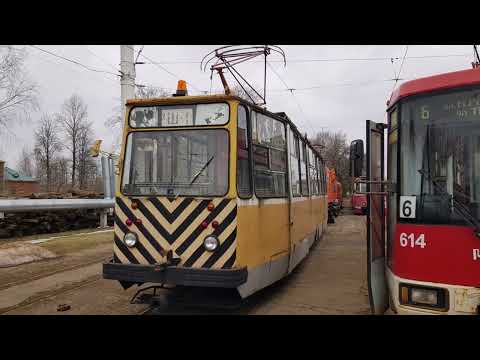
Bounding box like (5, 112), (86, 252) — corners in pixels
(236, 201), (289, 268)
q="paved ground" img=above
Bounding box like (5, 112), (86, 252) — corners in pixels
(246, 214), (370, 315)
(0, 211), (370, 315)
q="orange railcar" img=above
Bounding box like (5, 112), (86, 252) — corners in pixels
(326, 168), (342, 222)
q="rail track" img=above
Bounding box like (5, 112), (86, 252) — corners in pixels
(0, 256), (111, 292)
(0, 273), (104, 315)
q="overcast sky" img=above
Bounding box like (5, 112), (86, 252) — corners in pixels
(0, 45), (476, 167)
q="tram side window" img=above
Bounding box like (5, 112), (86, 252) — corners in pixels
(324, 167), (327, 193)
(320, 160), (326, 195)
(237, 105), (252, 198)
(318, 159), (325, 195)
(318, 157), (323, 195)
(308, 148), (318, 195)
(316, 158), (321, 194)
(252, 111), (288, 198)
(313, 156), (320, 196)
(300, 142), (309, 196)
(290, 131), (301, 196)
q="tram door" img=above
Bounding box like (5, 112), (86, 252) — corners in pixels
(366, 120), (388, 315)
(287, 126), (303, 272)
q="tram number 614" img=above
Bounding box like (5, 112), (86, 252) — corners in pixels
(400, 233), (426, 248)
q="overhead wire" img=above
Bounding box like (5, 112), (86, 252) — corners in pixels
(17, 46), (118, 86)
(85, 46), (119, 73)
(392, 45), (409, 92)
(127, 45), (202, 93)
(29, 45), (120, 78)
(266, 61), (317, 136)
(139, 53), (472, 65)
(474, 45), (480, 65)
(268, 78), (403, 92)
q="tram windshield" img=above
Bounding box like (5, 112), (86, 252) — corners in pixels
(400, 87), (480, 225)
(121, 129), (229, 197)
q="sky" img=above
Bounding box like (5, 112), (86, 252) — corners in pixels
(0, 44), (476, 168)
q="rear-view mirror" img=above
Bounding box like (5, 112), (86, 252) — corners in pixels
(349, 139), (364, 178)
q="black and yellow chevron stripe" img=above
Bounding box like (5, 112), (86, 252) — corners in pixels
(113, 196), (237, 269)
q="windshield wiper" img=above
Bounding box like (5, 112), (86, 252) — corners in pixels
(418, 169), (480, 237)
(169, 155), (215, 200)
(190, 155), (215, 185)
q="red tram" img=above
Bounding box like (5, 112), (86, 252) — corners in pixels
(351, 66), (480, 314)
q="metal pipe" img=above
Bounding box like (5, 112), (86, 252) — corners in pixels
(109, 157), (115, 199)
(101, 156), (111, 199)
(0, 199), (114, 213)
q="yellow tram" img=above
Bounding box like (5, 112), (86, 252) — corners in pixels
(103, 81), (328, 299)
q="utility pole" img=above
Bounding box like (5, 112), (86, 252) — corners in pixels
(99, 45), (135, 211)
(120, 45), (136, 120)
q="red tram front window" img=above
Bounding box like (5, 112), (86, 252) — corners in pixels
(399, 87), (480, 226)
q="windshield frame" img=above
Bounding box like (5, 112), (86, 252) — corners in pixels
(395, 83), (480, 226)
(120, 128), (231, 198)
(127, 101), (231, 129)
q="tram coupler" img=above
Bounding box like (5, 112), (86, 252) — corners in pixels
(166, 250), (181, 266)
(130, 284), (176, 305)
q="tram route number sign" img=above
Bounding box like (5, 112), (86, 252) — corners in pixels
(161, 108), (193, 127)
(400, 196), (416, 219)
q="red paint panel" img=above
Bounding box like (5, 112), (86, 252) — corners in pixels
(392, 223), (480, 287)
(389, 67), (480, 108)
(352, 193), (367, 210)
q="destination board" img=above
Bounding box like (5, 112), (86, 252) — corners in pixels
(416, 89), (480, 123)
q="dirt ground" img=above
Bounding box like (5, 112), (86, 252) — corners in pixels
(1, 213), (370, 315)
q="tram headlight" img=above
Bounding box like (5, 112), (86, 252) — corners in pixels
(124, 232), (138, 248)
(399, 284), (448, 310)
(411, 288), (438, 305)
(203, 235), (219, 252)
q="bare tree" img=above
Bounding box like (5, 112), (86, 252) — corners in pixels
(50, 157), (69, 192)
(0, 46), (38, 134)
(17, 146), (34, 177)
(57, 94), (88, 188)
(77, 123), (95, 189)
(34, 114), (63, 191)
(314, 129), (351, 194)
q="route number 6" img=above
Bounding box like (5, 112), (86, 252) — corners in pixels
(421, 105), (430, 120)
(400, 233), (426, 248)
(400, 196), (416, 218)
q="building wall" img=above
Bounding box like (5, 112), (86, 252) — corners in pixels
(6, 181), (40, 197)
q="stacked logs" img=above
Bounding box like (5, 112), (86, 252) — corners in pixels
(28, 189), (103, 199)
(0, 190), (113, 239)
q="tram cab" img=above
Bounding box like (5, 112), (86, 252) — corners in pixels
(351, 67), (480, 315)
(103, 81), (329, 301)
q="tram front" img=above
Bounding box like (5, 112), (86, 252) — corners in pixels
(103, 84), (246, 294)
(352, 67), (480, 315)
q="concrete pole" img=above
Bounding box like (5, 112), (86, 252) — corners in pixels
(120, 45), (136, 121)
(99, 209), (109, 228)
